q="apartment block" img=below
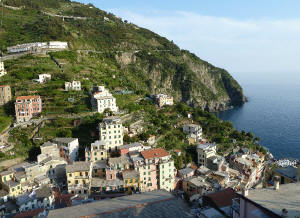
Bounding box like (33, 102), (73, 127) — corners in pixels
(85, 140), (108, 162)
(65, 81), (81, 91)
(183, 124), (202, 142)
(91, 86), (118, 113)
(15, 96), (42, 123)
(197, 143), (217, 166)
(0, 85), (12, 106)
(141, 148), (175, 192)
(99, 116), (123, 152)
(66, 162), (91, 195)
(52, 138), (79, 163)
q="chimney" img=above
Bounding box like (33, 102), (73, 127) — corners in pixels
(281, 209), (288, 218)
(274, 176), (280, 190)
(242, 188), (248, 197)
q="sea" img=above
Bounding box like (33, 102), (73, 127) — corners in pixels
(216, 72), (300, 160)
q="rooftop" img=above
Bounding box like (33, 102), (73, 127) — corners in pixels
(47, 190), (190, 218)
(0, 170), (13, 176)
(204, 188), (237, 208)
(246, 183), (300, 217)
(41, 141), (57, 147)
(141, 148), (170, 159)
(108, 155), (131, 165)
(35, 186), (53, 199)
(90, 178), (124, 187)
(53, 138), (78, 144)
(197, 143), (216, 150)
(274, 166), (298, 182)
(122, 170), (139, 179)
(178, 167), (194, 176)
(16, 95), (40, 101)
(66, 162), (90, 173)
(119, 142), (142, 150)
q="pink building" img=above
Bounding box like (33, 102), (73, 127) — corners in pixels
(106, 168), (117, 180)
(15, 96), (42, 123)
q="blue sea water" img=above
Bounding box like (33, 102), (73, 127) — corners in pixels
(216, 74), (300, 159)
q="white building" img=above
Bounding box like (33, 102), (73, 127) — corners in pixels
(65, 81), (81, 91)
(7, 41), (68, 54)
(196, 143), (217, 166)
(91, 86), (118, 113)
(35, 74), (51, 83)
(99, 116), (123, 152)
(154, 94), (174, 107)
(183, 124), (202, 142)
(52, 138), (79, 163)
(47, 41), (68, 49)
(0, 61), (7, 77)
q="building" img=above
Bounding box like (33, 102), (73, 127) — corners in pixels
(85, 140), (107, 162)
(0, 61), (7, 77)
(35, 74), (51, 83)
(90, 86), (118, 113)
(47, 190), (191, 218)
(7, 41), (68, 54)
(66, 162), (91, 195)
(15, 96), (42, 123)
(118, 142), (150, 155)
(274, 165), (300, 184)
(99, 116), (123, 152)
(178, 167), (195, 179)
(196, 143), (217, 166)
(0, 85), (12, 106)
(108, 155), (131, 172)
(141, 148), (175, 192)
(122, 170), (140, 193)
(65, 81), (81, 91)
(201, 188), (238, 218)
(52, 138), (79, 163)
(47, 41), (68, 49)
(231, 183), (299, 217)
(183, 124), (202, 143)
(182, 176), (213, 197)
(154, 94), (174, 107)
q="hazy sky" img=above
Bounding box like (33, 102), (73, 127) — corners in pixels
(78, 0), (300, 79)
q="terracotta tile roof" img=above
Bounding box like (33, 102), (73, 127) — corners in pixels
(0, 85), (10, 88)
(16, 96), (40, 100)
(141, 148), (169, 159)
(14, 208), (44, 218)
(204, 188), (237, 208)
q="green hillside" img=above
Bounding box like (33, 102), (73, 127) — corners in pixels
(0, 0), (246, 114)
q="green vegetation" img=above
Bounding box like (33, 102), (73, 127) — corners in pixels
(0, 0), (245, 112)
(0, 0), (252, 164)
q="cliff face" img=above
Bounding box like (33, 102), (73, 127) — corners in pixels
(115, 50), (246, 111)
(0, 0), (246, 111)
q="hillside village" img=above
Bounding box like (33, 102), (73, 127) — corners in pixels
(0, 1), (299, 217)
(1, 52), (297, 217)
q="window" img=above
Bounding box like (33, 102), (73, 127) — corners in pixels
(148, 172), (150, 175)
(69, 173), (72, 177)
(144, 172), (146, 175)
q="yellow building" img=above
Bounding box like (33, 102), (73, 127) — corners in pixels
(0, 171), (14, 185)
(122, 170), (140, 193)
(66, 162), (91, 195)
(85, 141), (108, 162)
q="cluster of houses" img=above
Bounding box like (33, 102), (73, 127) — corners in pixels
(0, 113), (178, 216)
(7, 41), (68, 54)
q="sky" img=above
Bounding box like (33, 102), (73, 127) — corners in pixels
(77, 0), (300, 82)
